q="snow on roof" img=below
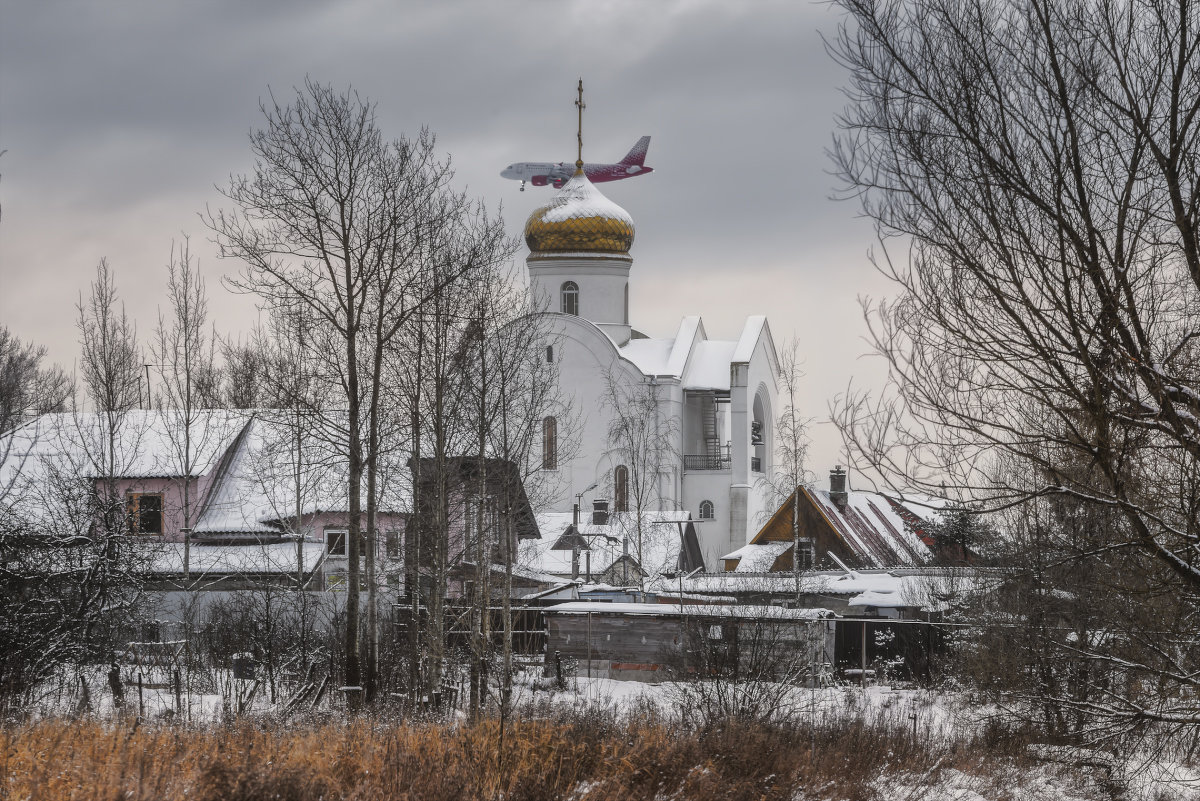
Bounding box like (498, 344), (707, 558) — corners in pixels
(666, 317), (703, 377)
(647, 568), (982, 613)
(192, 416), (411, 536)
(614, 316), (758, 390)
(2, 410), (248, 481)
(732, 315), (769, 364)
(544, 601), (837, 620)
(147, 541), (325, 576)
(683, 340), (736, 390)
(807, 487), (935, 567)
(618, 337), (675, 376)
(722, 541), (792, 572)
(522, 510), (692, 578)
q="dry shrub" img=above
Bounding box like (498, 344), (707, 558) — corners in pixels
(0, 705), (1107, 801)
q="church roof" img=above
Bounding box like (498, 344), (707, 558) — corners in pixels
(524, 171), (635, 256)
(611, 315), (773, 391)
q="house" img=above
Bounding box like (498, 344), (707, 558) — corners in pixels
(721, 467), (946, 573)
(0, 410), (409, 603)
(406, 456), (553, 601)
(521, 507), (704, 584)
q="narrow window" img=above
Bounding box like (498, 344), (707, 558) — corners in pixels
(542, 416), (558, 469)
(614, 465), (629, 512)
(546, 345), (554, 363)
(624, 283), (629, 324)
(699, 500), (715, 520)
(126, 492), (163, 535)
(561, 281), (579, 315)
(385, 530), (400, 560)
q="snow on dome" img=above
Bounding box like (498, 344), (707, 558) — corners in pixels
(524, 170), (635, 255)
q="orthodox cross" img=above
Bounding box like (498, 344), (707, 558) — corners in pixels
(575, 78), (586, 171)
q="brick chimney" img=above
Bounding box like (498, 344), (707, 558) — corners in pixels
(829, 466), (848, 512)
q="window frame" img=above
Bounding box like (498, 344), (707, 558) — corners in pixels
(614, 465), (629, 513)
(560, 281), (579, 315)
(542, 416), (558, 469)
(126, 492), (164, 535)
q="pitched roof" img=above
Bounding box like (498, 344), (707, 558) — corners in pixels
(523, 510), (695, 579)
(2, 409), (248, 480)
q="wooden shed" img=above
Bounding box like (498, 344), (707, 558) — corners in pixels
(543, 602), (837, 683)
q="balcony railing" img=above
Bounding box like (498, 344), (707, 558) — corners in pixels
(683, 454), (732, 471)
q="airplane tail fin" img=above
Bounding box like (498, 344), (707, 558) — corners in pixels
(618, 136), (651, 167)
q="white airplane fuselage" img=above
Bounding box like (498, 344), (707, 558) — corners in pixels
(502, 136), (652, 189)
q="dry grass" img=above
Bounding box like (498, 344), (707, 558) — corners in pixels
(0, 710), (1099, 801)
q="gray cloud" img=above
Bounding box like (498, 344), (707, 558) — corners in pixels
(0, 0), (891, 473)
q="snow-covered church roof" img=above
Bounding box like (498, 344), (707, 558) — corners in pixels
(614, 315), (774, 390)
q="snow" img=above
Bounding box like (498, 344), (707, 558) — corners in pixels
(808, 486), (937, 567)
(530, 171), (634, 226)
(544, 601), (836, 619)
(682, 339), (737, 390)
(646, 568), (982, 612)
(616, 337), (675, 376)
(731, 315), (769, 364)
(2, 409), (248, 480)
(612, 316), (745, 390)
(721, 540), (793, 571)
(147, 541), (325, 575)
(522, 511), (694, 579)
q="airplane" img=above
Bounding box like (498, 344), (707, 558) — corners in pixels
(501, 136), (653, 190)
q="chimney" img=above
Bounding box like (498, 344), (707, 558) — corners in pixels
(829, 466), (848, 512)
(592, 499), (610, 526)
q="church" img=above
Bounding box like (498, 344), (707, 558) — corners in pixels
(523, 164), (780, 572)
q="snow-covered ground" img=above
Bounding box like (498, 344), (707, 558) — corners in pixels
(514, 677), (1200, 801)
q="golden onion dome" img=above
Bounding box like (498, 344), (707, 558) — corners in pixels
(524, 170), (635, 255)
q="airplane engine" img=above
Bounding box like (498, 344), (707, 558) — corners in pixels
(531, 176), (550, 187)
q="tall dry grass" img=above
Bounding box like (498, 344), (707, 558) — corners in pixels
(0, 709), (1086, 801)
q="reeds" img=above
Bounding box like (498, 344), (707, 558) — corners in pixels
(0, 707), (1096, 801)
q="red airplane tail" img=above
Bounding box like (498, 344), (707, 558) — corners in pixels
(618, 136), (651, 167)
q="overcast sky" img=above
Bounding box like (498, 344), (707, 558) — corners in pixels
(0, 0), (898, 478)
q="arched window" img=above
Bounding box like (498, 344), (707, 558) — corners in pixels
(561, 281), (579, 315)
(545, 345), (554, 363)
(614, 465), (629, 512)
(542, 416), (558, 469)
(623, 283), (629, 324)
(699, 500), (715, 520)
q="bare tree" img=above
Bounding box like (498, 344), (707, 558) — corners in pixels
(601, 371), (678, 588)
(829, 0), (1200, 734)
(759, 336), (812, 599)
(152, 239), (225, 580)
(208, 81), (496, 706)
(0, 327), (71, 436)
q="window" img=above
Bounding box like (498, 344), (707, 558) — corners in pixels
(546, 345), (554, 363)
(542, 416), (558, 469)
(385, 530), (400, 560)
(614, 465), (629, 513)
(561, 281), (579, 315)
(699, 499), (715, 520)
(126, 492), (163, 535)
(326, 528), (367, 557)
(624, 283), (629, 324)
